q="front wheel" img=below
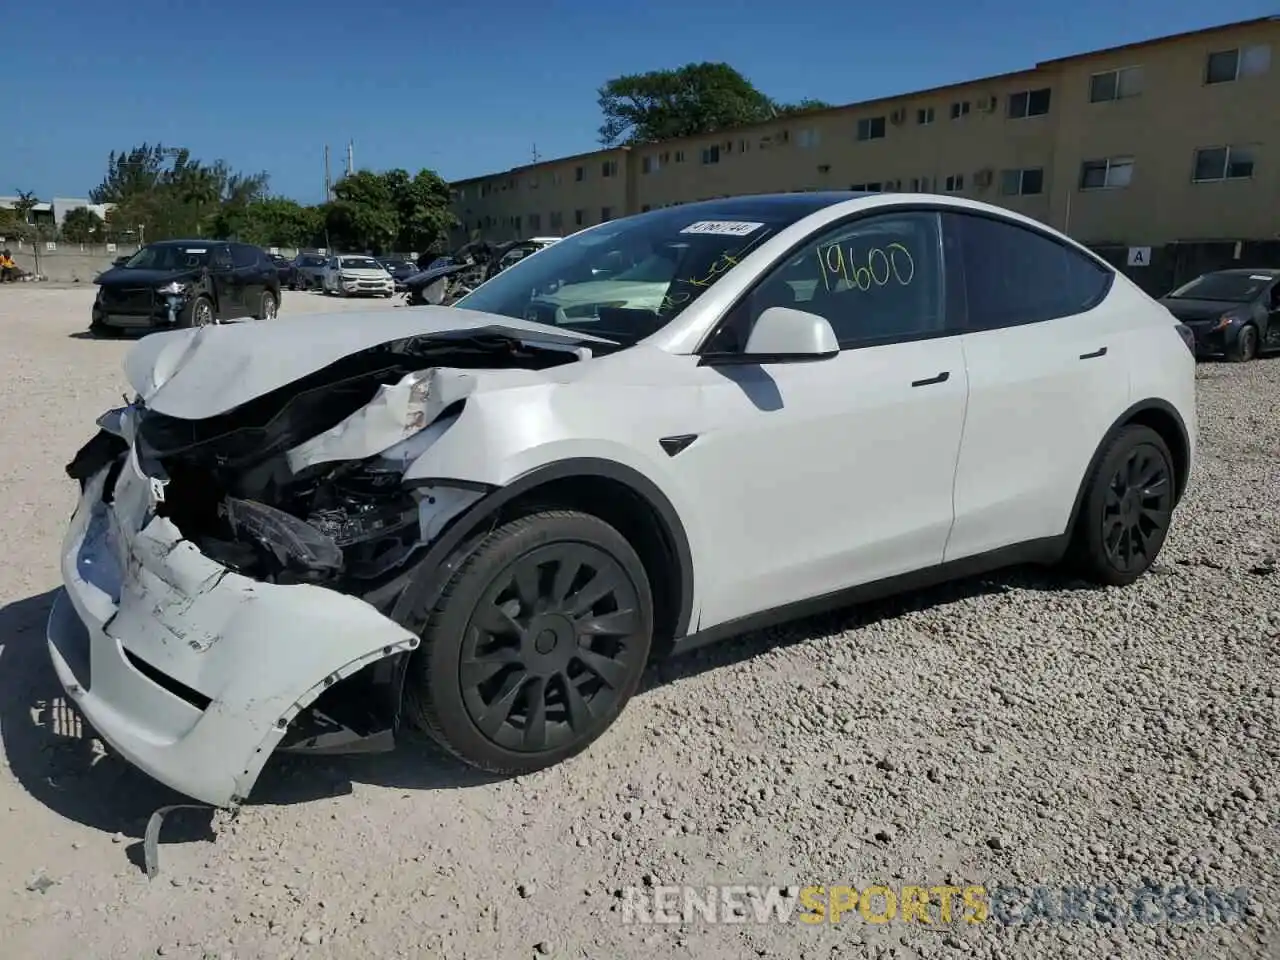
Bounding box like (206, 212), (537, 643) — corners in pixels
(179, 295), (215, 328)
(1228, 323), (1259, 362)
(1068, 425), (1176, 587)
(403, 510), (654, 774)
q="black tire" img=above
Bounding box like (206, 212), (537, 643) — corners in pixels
(89, 320), (120, 338)
(1068, 425), (1176, 587)
(1228, 323), (1259, 362)
(178, 295), (215, 328)
(255, 290), (278, 320)
(404, 510), (654, 774)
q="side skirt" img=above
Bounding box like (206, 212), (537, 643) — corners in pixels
(669, 535), (1069, 657)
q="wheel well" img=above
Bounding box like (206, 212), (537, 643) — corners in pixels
(1124, 404), (1190, 501)
(498, 475), (686, 653)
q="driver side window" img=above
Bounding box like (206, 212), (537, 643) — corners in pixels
(212, 245), (233, 270)
(707, 211), (945, 352)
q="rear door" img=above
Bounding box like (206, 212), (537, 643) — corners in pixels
(941, 210), (1128, 561)
(230, 243), (266, 316)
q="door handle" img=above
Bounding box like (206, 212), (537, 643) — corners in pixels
(1079, 347), (1108, 360)
(911, 371), (950, 387)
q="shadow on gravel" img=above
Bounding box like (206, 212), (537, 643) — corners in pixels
(0, 589), (496, 848)
(0, 564), (1088, 836)
(641, 563), (1095, 692)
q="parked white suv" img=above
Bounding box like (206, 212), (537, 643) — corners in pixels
(322, 255), (394, 297)
(53, 192), (1196, 808)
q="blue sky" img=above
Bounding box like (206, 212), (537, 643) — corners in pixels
(8, 0), (1274, 204)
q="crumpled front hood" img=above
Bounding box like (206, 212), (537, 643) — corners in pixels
(124, 306), (615, 420)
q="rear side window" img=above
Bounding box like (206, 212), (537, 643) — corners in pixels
(230, 244), (258, 268)
(945, 212), (1112, 330)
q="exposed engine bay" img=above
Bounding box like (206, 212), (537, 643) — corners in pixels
(67, 331), (581, 594)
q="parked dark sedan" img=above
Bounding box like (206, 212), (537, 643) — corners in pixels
(91, 240), (282, 335)
(376, 257), (419, 290)
(269, 253), (296, 288)
(1159, 268), (1280, 361)
(292, 252), (329, 290)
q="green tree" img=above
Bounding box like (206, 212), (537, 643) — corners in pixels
(774, 97), (832, 117)
(383, 168), (457, 253)
(90, 144), (269, 241)
(60, 206), (106, 243)
(215, 197), (323, 248)
(596, 63), (829, 146)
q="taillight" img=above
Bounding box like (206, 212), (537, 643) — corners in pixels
(1174, 323), (1195, 355)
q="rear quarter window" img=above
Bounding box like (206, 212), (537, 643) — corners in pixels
(946, 212), (1112, 330)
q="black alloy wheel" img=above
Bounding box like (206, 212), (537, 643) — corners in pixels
(1071, 424), (1176, 586)
(404, 510), (654, 773)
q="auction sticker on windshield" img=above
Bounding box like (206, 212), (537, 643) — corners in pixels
(680, 221), (765, 237)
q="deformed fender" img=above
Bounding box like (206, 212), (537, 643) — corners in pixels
(389, 457), (697, 640)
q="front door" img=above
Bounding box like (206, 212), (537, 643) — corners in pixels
(209, 244), (242, 320)
(678, 209), (969, 630)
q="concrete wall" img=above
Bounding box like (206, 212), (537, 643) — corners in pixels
(1, 241), (311, 283)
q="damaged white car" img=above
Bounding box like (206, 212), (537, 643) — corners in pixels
(51, 192), (1197, 808)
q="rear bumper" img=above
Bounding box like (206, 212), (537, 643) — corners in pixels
(48, 450), (419, 807)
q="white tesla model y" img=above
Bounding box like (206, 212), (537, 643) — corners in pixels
(53, 192), (1196, 807)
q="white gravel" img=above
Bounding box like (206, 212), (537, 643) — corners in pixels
(0, 286), (1276, 959)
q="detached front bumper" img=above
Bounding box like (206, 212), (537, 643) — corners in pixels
(47, 450), (419, 808)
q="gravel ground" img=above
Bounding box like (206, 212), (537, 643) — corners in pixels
(0, 286), (1276, 960)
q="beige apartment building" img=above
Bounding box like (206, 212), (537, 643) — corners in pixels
(450, 17), (1279, 257)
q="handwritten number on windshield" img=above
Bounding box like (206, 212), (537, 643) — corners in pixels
(818, 242), (914, 292)
(682, 251), (743, 288)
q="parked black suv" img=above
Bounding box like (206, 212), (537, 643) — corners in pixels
(91, 240), (282, 335)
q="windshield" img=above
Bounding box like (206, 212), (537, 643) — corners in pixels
(381, 259), (411, 270)
(1167, 273), (1269, 303)
(453, 207), (795, 344)
(340, 257), (383, 271)
(124, 244), (211, 270)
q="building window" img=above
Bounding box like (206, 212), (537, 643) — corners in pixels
(1192, 145), (1255, 182)
(797, 128), (821, 148)
(1089, 66), (1143, 102)
(1205, 44), (1271, 84)
(856, 116), (886, 141)
(916, 107), (935, 125)
(944, 174), (964, 192)
(999, 168), (1044, 196)
(456, 187), (467, 201)
(641, 204), (651, 213)
(1007, 87), (1051, 118)
(549, 211), (563, 229)
(528, 175), (539, 190)
(701, 145), (721, 164)
(738, 139), (750, 153)
(480, 183), (491, 197)
(1079, 156), (1134, 189)
(909, 176), (933, 191)
(849, 182), (883, 192)
(950, 100), (970, 120)
(600, 206), (613, 222)
(513, 216), (522, 232)
(674, 150), (686, 163)
(552, 171), (563, 186)
(528, 213), (541, 231)
(574, 209), (585, 226)
(602, 160), (618, 178)
(642, 155), (661, 174)
(575, 166), (585, 182)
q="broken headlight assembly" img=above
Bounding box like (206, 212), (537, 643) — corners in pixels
(306, 467), (423, 581)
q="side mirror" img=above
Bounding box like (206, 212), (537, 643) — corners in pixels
(701, 306), (840, 365)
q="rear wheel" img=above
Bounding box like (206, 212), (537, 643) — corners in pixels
(1228, 323), (1259, 362)
(404, 510), (654, 774)
(256, 290), (278, 320)
(1069, 425), (1175, 586)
